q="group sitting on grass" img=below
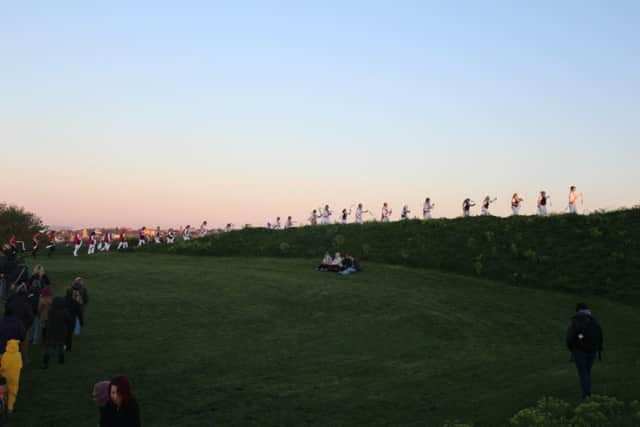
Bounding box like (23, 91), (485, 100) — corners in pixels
(317, 252), (362, 275)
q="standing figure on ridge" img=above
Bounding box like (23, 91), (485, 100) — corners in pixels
(400, 205), (411, 220)
(462, 198), (476, 217)
(166, 229), (176, 244)
(321, 205), (332, 225)
(183, 225), (191, 241)
(200, 221), (208, 237)
(568, 186), (583, 214)
(511, 193), (525, 215)
(354, 203), (369, 224)
(481, 196), (496, 216)
(308, 210), (319, 226)
(340, 208), (351, 224)
(537, 191), (550, 217)
(423, 198), (435, 220)
(381, 203), (392, 222)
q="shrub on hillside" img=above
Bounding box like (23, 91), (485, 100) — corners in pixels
(0, 202), (43, 244)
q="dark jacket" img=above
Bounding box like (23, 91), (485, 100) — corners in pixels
(5, 292), (34, 330)
(0, 315), (26, 354)
(65, 283), (89, 326)
(566, 312), (603, 353)
(100, 398), (141, 427)
(45, 297), (72, 346)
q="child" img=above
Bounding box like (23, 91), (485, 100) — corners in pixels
(0, 339), (22, 413)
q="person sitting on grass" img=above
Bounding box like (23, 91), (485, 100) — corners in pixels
(317, 253), (333, 271)
(100, 376), (141, 427)
(339, 254), (362, 275)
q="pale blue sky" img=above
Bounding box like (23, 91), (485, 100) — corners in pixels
(1, 1), (639, 227)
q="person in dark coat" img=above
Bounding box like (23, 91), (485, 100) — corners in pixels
(566, 302), (604, 399)
(65, 277), (89, 334)
(42, 297), (71, 368)
(100, 376), (141, 427)
(5, 284), (33, 361)
(0, 307), (25, 355)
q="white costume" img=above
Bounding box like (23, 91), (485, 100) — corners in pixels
(273, 218), (282, 230)
(511, 196), (524, 215)
(183, 227), (191, 241)
(167, 230), (175, 244)
(568, 189), (580, 214)
(423, 201), (434, 219)
(481, 197), (496, 216)
(400, 206), (410, 220)
(537, 193), (550, 217)
(88, 235), (96, 255)
(321, 207), (332, 225)
(200, 222), (208, 237)
(381, 205), (391, 222)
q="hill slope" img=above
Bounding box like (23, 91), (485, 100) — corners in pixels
(16, 254), (640, 426)
(152, 209), (640, 302)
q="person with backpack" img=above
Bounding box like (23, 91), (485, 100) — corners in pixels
(65, 277), (89, 340)
(566, 302), (603, 399)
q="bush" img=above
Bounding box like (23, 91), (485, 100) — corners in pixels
(0, 202), (43, 245)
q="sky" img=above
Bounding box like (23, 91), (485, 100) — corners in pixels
(1, 1), (639, 228)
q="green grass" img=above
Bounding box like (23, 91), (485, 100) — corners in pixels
(13, 252), (640, 426)
(150, 208), (640, 303)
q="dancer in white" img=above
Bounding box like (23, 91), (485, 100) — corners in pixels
(138, 227), (147, 246)
(285, 216), (294, 229)
(224, 224), (233, 233)
(87, 232), (97, 255)
(166, 229), (176, 243)
(72, 232), (82, 256)
(462, 198), (476, 217)
(511, 193), (525, 215)
(309, 210), (319, 225)
(381, 203), (392, 222)
(200, 221), (208, 237)
(273, 217), (282, 230)
(183, 225), (191, 241)
(101, 230), (112, 252)
(537, 191), (550, 216)
(354, 203), (369, 224)
(568, 186), (582, 214)
(117, 231), (128, 250)
(321, 205), (332, 225)
(481, 196), (496, 216)
(340, 208), (351, 224)
(154, 226), (161, 244)
(423, 197), (435, 219)
(400, 205), (411, 220)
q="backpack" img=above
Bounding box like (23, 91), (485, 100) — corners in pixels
(571, 315), (601, 353)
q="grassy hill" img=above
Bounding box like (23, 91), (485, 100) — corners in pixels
(150, 209), (640, 304)
(14, 253), (640, 426)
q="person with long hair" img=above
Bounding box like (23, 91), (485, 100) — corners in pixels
(100, 376), (141, 426)
(511, 193), (525, 215)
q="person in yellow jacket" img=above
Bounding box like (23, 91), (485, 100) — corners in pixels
(0, 339), (22, 412)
